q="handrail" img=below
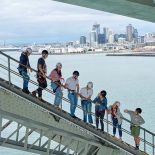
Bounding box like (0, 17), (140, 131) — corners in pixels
(123, 117), (155, 136)
(1, 65), (152, 154)
(0, 76), (144, 155)
(0, 51), (155, 154)
(0, 63), (154, 147)
(0, 51), (154, 136)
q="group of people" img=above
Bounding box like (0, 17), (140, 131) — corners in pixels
(18, 48), (145, 150)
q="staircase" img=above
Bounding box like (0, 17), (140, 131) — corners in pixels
(0, 51), (154, 155)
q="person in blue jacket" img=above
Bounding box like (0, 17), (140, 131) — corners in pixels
(93, 90), (107, 132)
(18, 48), (32, 94)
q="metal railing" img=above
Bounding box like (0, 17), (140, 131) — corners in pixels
(0, 51), (155, 155)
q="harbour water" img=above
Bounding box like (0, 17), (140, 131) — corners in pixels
(0, 52), (155, 154)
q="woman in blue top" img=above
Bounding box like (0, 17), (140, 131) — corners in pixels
(93, 90), (107, 132)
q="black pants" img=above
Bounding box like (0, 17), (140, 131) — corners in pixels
(95, 110), (105, 131)
(37, 77), (47, 98)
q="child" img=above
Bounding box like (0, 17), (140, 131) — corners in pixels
(124, 108), (145, 150)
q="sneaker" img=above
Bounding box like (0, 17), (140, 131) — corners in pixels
(135, 145), (139, 150)
(119, 137), (122, 141)
(25, 89), (30, 94)
(54, 105), (61, 110)
(22, 89), (30, 94)
(39, 98), (46, 103)
(101, 129), (104, 134)
(71, 115), (77, 119)
(135, 147), (139, 150)
(53, 115), (60, 122)
(32, 91), (36, 97)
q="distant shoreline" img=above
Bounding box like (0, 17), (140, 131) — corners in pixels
(106, 53), (155, 57)
(31, 51), (108, 55)
(2, 50), (155, 57)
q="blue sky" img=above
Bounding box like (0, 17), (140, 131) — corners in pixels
(0, 0), (155, 45)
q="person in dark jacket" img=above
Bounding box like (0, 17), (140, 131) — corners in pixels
(18, 48), (32, 94)
(32, 50), (48, 102)
(93, 90), (107, 132)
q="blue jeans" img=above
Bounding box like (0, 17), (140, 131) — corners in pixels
(18, 68), (30, 90)
(68, 92), (78, 116)
(81, 100), (93, 123)
(51, 82), (63, 106)
(112, 117), (122, 137)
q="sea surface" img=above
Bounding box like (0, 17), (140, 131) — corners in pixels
(0, 52), (155, 154)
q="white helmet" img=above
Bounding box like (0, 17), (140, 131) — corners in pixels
(87, 81), (93, 89)
(56, 62), (62, 68)
(25, 48), (32, 54)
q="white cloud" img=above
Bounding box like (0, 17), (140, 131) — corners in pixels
(0, 0), (155, 43)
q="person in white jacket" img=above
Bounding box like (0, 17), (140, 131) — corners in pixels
(108, 101), (123, 140)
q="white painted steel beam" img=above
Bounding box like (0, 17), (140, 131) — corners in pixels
(0, 83), (146, 155)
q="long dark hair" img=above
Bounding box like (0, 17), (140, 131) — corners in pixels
(55, 68), (62, 77)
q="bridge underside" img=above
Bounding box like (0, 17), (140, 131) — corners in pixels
(0, 82), (132, 155)
(53, 0), (155, 23)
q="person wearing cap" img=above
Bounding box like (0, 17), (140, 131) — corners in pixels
(65, 71), (80, 118)
(124, 108), (145, 150)
(18, 48), (32, 94)
(80, 82), (93, 123)
(92, 90), (107, 132)
(32, 50), (48, 102)
(108, 101), (123, 140)
(49, 62), (63, 108)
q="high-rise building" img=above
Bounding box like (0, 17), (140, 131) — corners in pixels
(98, 34), (106, 44)
(92, 23), (100, 44)
(108, 29), (114, 44)
(80, 36), (86, 45)
(93, 23), (100, 35)
(90, 30), (97, 47)
(144, 33), (155, 43)
(103, 27), (109, 43)
(140, 36), (145, 43)
(126, 24), (133, 42)
(114, 34), (119, 42)
(118, 38), (126, 44)
(133, 28), (138, 43)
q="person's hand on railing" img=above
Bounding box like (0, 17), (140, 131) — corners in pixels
(75, 91), (79, 98)
(29, 68), (32, 72)
(60, 77), (65, 81)
(124, 109), (128, 113)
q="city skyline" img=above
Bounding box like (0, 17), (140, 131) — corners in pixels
(0, 0), (155, 45)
